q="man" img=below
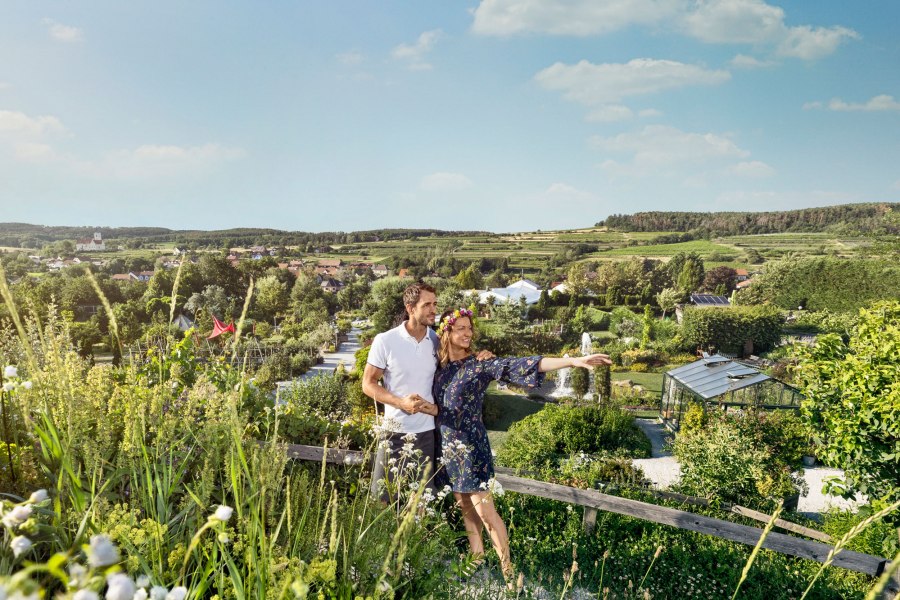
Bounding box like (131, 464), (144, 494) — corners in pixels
(363, 281), (441, 500)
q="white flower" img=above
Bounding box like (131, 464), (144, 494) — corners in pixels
(136, 575), (150, 589)
(21, 381), (32, 390)
(69, 563), (88, 586)
(73, 591), (100, 600)
(133, 591), (149, 600)
(10, 535), (32, 557)
(28, 489), (48, 503)
(212, 505), (233, 522)
(105, 574), (136, 600)
(1, 383), (13, 392)
(2, 504), (32, 528)
(3, 366), (17, 378)
(166, 587), (187, 600)
(87, 534), (120, 567)
(149, 587), (168, 600)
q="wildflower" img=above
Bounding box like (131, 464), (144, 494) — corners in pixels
(149, 586), (168, 600)
(28, 490), (48, 504)
(106, 574), (136, 600)
(1, 382), (13, 392)
(134, 591), (149, 600)
(69, 563), (88, 587)
(87, 534), (120, 567)
(4, 366), (17, 378)
(73, 591), (99, 600)
(136, 575), (150, 589)
(166, 587), (187, 600)
(10, 535), (32, 557)
(212, 505), (233, 522)
(2, 504), (33, 528)
(21, 381), (32, 390)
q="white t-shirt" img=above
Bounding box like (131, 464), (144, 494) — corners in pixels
(367, 322), (438, 434)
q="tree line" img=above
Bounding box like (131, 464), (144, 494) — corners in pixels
(598, 202), (899, 236)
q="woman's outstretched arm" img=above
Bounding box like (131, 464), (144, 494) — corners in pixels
(538, 354), (612, 372)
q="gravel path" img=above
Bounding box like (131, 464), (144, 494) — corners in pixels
(631, 418), (865, 515)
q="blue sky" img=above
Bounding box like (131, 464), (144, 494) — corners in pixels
(1, 1), (898, 232)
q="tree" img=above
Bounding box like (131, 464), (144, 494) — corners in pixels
(702, 266), (738, 294)
(566, 263), (591, 299)
(254, 275), (290, 322)
(455, 264), (483, 290)
(640, 304), (653, 349)
(796, 301), (900, 504)
(570, 366), (589, 399)
(655, 287), (680, 319)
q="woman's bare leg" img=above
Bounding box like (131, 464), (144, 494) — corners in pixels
(469, 490), (513, 581)
(454, 492), (486, 556)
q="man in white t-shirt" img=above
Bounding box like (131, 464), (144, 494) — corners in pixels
(363, 281), (442, 500)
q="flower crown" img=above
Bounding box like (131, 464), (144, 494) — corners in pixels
(436, 308), (474, 336)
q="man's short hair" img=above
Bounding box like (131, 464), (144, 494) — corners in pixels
(403, 281), (436, 307)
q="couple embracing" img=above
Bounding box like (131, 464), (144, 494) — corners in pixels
(362, 281), (610, 585)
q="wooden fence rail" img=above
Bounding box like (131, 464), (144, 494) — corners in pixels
(280, 443), (899, 594)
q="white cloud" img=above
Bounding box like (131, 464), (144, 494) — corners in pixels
(802, 100), (822, 110)
(544, 182), (595, 201)
(777, 25), (858, 60)
(0, 82), (10, 91)
(728, 160), (776, 178)
(42, 18), (84, 43)
(892, 180), (900, 191)
(419, 171), (473, 192)
(827, 94), (900, 112)
(392, 30), (442, 71)
(535, 58), (730, 107)
(730, 54), (776, 69)
(75, 143), (246, 179)
(473, 0), (857, 59)
(336, 51), (364, 66)
(681, 0), (783, 44)
(638, 108), (662, 118)
(0, 110), (65, 136)
(586, 105), (634, 122)
(14, 142), (55, 162)
(472, 0), (678, 36)
(592, 125), (750, 175)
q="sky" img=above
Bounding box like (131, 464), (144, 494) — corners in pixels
(0, 1), (898, 233)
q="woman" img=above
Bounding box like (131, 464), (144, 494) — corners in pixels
(432, 308), (612, 583)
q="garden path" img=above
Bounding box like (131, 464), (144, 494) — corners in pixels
(275, 328), (361, 394)
(630, 419), (866, 516)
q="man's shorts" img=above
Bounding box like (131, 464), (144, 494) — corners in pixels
(370, 429), (437, 503)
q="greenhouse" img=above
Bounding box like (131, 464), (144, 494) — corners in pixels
(659, 354), (803, 430)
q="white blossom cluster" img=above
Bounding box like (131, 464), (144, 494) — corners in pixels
(2, 365), (32, 393)
(0, 500), (230, 599)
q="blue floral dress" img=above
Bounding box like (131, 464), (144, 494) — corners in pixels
(433, 355), (545, 493)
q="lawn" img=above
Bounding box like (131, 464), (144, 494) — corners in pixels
(612, 370), (664, 394)
(483, 386), (546, 450)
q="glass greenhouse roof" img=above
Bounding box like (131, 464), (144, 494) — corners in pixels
(666, 355), (770, 400)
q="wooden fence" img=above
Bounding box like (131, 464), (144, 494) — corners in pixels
(280, 442), (899, 594)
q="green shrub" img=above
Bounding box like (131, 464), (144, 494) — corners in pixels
(620, 348), (660, 367)
(497, 404), (651, 472)
(681, 305), (783, 355)
(673, 411), (808, 510)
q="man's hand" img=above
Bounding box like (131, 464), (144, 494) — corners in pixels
(475, 349), (495, 361)
(398, 393), (424, 414)
(572, 353), (613, 368)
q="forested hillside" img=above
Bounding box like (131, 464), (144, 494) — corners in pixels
(599, 203), (898, 236)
